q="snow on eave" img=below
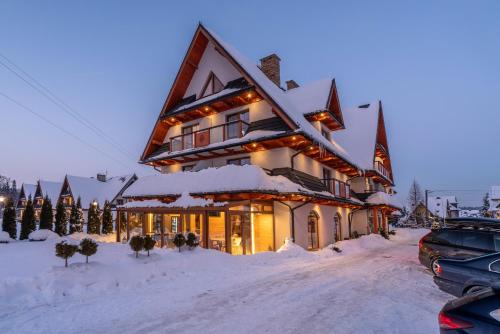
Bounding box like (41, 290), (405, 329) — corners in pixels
(366, 192), (402, 209)
(119, 192), (228, 209)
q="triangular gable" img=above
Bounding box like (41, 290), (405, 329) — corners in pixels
(374, 101), (394, 179)
(327, 79), (344, 127)
(141, 23), (298, 161)
(199, 71), (224, 98)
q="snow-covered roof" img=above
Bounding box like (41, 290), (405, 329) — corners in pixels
(120, 192), (227, 209)
(21, 183), (37, 200)
(366, 192), (402, 209)
(123, 164), (338, 200)
(66, 174), (135, 209)
(284, 78), (332, 115)
(332, 103), (379, 170)
(38, 180), (62, 204)
(204, 27), (357, 169)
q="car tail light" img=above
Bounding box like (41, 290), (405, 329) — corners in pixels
(438, 312), (473, 330)
(435, 263), (442, 275)
(418, 237), (423, 249)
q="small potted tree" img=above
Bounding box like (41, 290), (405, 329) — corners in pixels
(173, 233), (186, 252)
(129, 235), (144, 258)
(143, 235), (156, 256)
(55, 241), (79, 267)
(79, 238), (98, 263)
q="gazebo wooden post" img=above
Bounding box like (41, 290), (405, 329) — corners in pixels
(373, 208), (379, 233)
(116, 210), (121, 242)
(126, 211), (130, 241)
(160, 214), (165, 248)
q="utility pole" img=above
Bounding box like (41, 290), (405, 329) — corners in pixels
(425, 189), (429, 220)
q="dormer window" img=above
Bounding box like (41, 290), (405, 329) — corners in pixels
(200, 72), (224, 98)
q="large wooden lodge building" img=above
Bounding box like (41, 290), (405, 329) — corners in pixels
(117, 24), (400, 254)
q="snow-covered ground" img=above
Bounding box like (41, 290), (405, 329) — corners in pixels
(0, 229), (450, 334)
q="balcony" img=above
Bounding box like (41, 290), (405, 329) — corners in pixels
(374, 161), (391, 180)
(169, 120), (249, 152)
(322, 178), (351, 199)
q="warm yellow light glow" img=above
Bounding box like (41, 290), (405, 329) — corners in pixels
(309, 146), (314, 150)
(320, 113), (325, 117)
(246, 93), (253, 98)
(292, 136), (296, 140)
(204, 107), (209, 111)
(252, 143), (257, 148)
(170, 117), (175, 122)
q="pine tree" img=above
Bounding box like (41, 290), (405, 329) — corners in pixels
(55, 241), (78, 267)
(39, 196), (53, 230)
(481, 193), (491, 218)
(10, 180), (17, 200)
(173, 233), (186, 252)
(68, 201), (79, 234)
(54, 200), (67, 236)
(186, 232), (199, 250)
(2, 197), (17, 239)
(20, 196), (36, 240)
(87, 201), (101, 234)
(143, 235), (156, 256)
(129, 235), (144, 258)
(101, 200), (113, 234)
(79, 238), (98, 263)
(76, 197), (84, 232)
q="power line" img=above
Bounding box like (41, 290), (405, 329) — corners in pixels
(0, 53), (136, 159)
(0, 90), (132, 169)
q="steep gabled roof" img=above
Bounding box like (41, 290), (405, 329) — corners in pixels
(64, 174), (136, 209)
(37, 180), (63, 204)
(20, 183), (36, 200)
(141, 24), (357, 170)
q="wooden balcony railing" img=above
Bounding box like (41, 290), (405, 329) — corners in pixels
(322, 178), (351, 199)
(374, 161), (390, 179)
(169, 120), (249, 152)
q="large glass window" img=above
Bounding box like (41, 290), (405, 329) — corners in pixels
(226, 111), (249, 139)
(185, 213), (204, 248)
(307, 211), (319, 250)
(182, 125), (198, 150)
(208, 211), (226, 252)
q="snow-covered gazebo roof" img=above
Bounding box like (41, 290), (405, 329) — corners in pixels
(119, 192), (227, 209)
(365, 192), (402, 210)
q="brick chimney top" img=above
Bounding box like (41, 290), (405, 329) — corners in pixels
(286, 80), (299, 90)
(97, 173), (107, 182)
(259, 54), (281, 87)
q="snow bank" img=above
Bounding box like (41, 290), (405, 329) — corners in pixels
(28, 229), (60, 241)
(0, 231), (14, 243)
(67, 232), (117, 243)
(276, 238), (312, 258)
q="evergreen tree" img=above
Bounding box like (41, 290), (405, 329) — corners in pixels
(76, 197), (84, 232)
(101, 200), (113, 234)
(2, 197), (17, 239)
(54, 200), (67, 236)
(87, 201), (101, 234)
(68, 201), (79, 234)
(129, 235), (144, 258)
(39, 196), (53, 230)
(20, 196), (36, 240)
(173, 233), (186, 252)
(143, 235), (156, 256)
(79, 238), (98, 263)
(186, 232), (199, 250)
(481, 193), (491, 218)
(55, 241), (78, 267)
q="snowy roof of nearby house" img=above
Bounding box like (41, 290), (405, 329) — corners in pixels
(66, 174), (135, 209)
(203, 27), (357, 169)
(284, 78), (333, 115)
(38, 180), (62, 204)
(21, 183), (37, 200)
(427, 196), (458, 218)
(365, 192), (402, 209)
(332, 103), (379, 170)
(119, 192), (227, 209)
(123, 164), (340, 200)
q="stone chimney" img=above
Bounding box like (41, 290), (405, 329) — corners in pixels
(97, 173), (107, 182)
(286, 80), (299, 90)
(259, 54), (281, 87)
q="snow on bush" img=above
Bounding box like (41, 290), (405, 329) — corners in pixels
(28, 229), (60, 242)
(68, 232), (117, 243)
(0, 231), (14, 243)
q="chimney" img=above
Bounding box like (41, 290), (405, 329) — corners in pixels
(259, 54), (281, 87)
(286, 80), (299, 90)
(97, 173), (107, 182)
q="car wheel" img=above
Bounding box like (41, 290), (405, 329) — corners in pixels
(431, 258), (441, 275)
(464, 286), (485, 295)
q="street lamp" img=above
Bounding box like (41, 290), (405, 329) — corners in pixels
(0, 196), (5, 203)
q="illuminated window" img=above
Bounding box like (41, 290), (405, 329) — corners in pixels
(227, 157), (250, 166)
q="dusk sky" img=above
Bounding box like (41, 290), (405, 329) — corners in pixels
(1, 1), (499, 206)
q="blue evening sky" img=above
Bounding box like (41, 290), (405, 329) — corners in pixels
(1, 1), (499, 205)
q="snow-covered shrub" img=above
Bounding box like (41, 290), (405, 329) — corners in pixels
(173, 233), (186, 252)
(185, 232), (199, 250)
(0, 231), (13, 243)
(129, 235), (144, 258)
(55, 241), (78, 267)
(29, 229), (60, 241)
(143, 235), (156, 256)
(79, 238), (98, 263)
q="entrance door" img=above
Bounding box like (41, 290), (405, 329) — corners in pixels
(230, 213), (251, 255)
(307, 211), (319, 250)
(334, 213), (342, 242)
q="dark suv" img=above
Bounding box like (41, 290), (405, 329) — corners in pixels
(419, 218), (500, 274)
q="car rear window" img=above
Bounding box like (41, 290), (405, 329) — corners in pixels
(462, 232), (494, 251)
(431, 230), (461, 246)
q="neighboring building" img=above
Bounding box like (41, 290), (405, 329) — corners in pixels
(33, 180), (63, 221)
(488, 186), (500, 218)
(404, 202), (435, 227)
(15, 183), (37, 220)
(428, 196), (460, 219)
(459, 208), (481, 218)
(117, 24), (400, 254)
(59, 173), (137, 221)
